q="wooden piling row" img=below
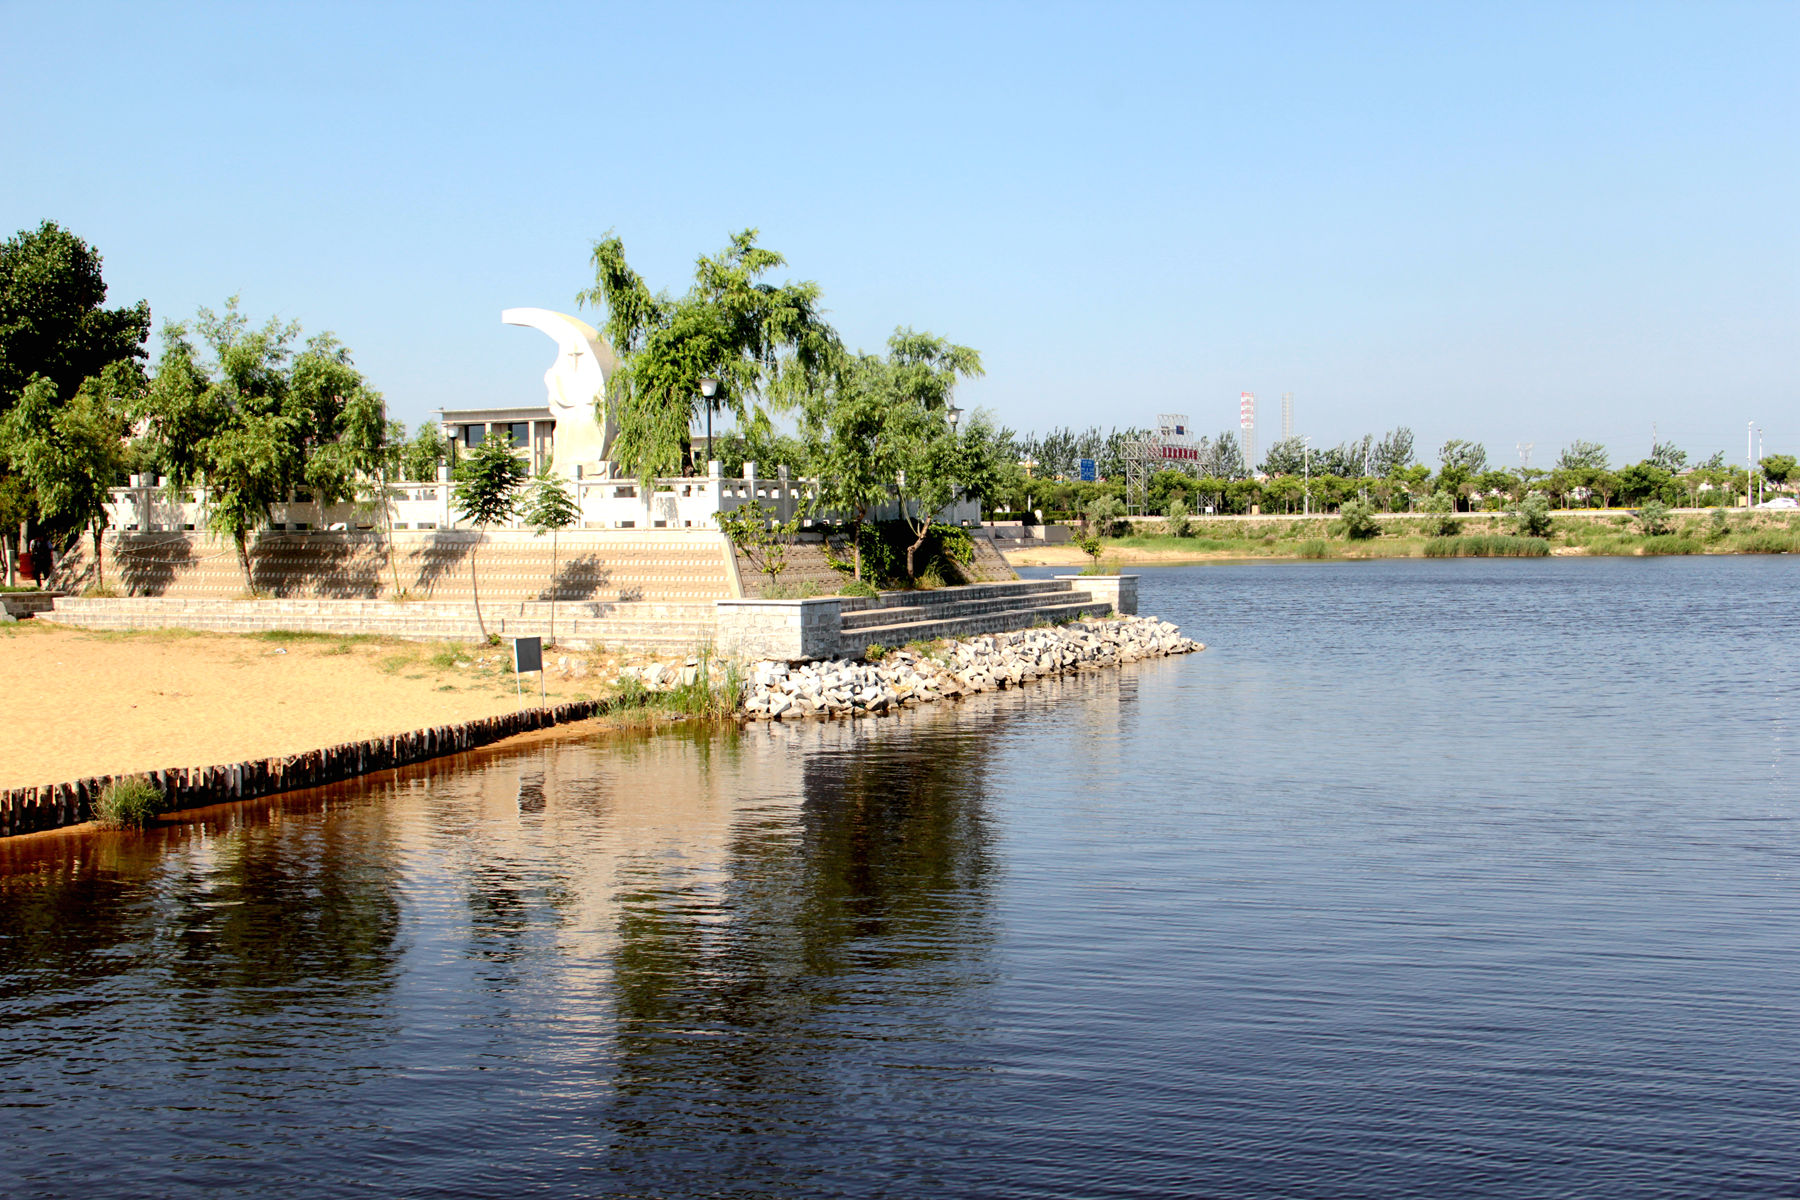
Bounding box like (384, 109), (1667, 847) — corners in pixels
(0, 700), (603, 838)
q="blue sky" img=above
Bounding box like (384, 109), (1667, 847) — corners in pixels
(4, 0), (1794, 467)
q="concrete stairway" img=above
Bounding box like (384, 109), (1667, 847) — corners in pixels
(832, 579), (1116, 656)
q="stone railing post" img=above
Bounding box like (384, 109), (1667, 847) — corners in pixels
(1055, 573), (1138, 616)
(714, 596), (843, 661)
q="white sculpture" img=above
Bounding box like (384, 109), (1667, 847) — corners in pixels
(501, 307), (619, 477)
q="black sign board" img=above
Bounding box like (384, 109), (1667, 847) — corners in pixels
(513, 636), (543, 673)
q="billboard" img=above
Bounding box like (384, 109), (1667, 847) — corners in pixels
(1078, 458), (1098, 482)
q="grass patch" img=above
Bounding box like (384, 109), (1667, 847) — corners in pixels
(94, 776), (167, 829)
(376, 652), (417, 675)
(250, 629), (378, 645)
(1423, 535), (1551, 557)
(428, 643), (466, 669)
(1296, 540), (1336, 559)
(1639, 535), (1700, 555)
(1736, 530), (1799, 554)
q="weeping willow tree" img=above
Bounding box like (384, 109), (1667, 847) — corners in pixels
(577, 229), (840, 482)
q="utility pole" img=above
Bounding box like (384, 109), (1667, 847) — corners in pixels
(1517, 441), (1533, 471)
(1748, 420), (1755, 509)
(1757, 426), (1765, 506)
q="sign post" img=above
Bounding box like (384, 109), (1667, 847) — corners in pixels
(512, 636), (544, 707)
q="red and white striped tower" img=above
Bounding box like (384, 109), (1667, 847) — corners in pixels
(1239, 392), (1257, 472)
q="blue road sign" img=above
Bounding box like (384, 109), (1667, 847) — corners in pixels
(1079, 458), (1097, 482)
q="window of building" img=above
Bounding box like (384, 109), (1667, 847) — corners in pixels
(508, 422), (529, 449)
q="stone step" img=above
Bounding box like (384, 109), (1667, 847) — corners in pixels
(837, 586), (1083, 631)
(841, 598), (1115, 653)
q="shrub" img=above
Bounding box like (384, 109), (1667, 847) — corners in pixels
(1337, 498), (1380, 540)
(1421, 492), (1460, 537)
(1085, 496), (1126, 538)
(1514, 494), (1553, 537)
(94, 777), (166, 829)
(865, 642), (888, 662)
(1163, 499), (1191, 539)
(1297, 539), (1335, 558)
(1071, 528), (1105, 562)
(1635, 501), (1674, 536)
(840, 579), (880, 598)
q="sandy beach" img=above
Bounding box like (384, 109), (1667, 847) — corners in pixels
(0, 622), (641, 789)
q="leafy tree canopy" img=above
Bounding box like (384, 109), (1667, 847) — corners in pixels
(579, 229), (841, 481)
(1438, 438), (1488, 475)
(0, 220), (150, 409)
(1556, 439), (1609, 471)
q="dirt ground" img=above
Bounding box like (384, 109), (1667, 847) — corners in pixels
(0, 622), (657, 789)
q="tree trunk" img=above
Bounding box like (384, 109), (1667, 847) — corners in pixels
(906, 525), (928, 581)
(3, 531), (13, 588)
(470, 525), (487, 638)
(92, 526), (103, 593)
(383, 469), (402, 598)
(851, 519), (862, 581)
(236, 531), (253, 593)
(548, 528), (558, 647)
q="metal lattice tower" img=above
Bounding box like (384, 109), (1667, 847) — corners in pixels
(1281, 393), (1294, 441)
(1123, 434), (1155, 514)
(1517, 441), (1533, 471)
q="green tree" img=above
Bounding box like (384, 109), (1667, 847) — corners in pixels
(1261, 436), (1307, 476)
(400, 422), (446, 482)
(1372, 426), (1415, 476)
(1760, 454), (1795, 486)
(579, 229), (840, 482)
(799, 329), (983, 581)
(0, 221), (150, 576)
(520, 466), (581, 644)
(1591, 469), (1620, 508)
(1556, 440), (1609, 471)
(452, 432), (528, 639)
(1, 368), (132, 589)
(1649, 441), (1688, 473)
(1616, 461), (1674, 506)
(0, 221), (150, 409)
(135, 301), (385, 590)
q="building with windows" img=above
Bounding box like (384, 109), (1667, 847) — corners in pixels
(437, 404), (557, 476)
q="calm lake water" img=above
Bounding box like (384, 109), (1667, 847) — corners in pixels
(4, 556), (1799, 1198)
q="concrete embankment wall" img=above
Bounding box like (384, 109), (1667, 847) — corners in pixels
(51, 528), (741, 604)
(0, 700), (603, 839)
(46, 596), (719, 649)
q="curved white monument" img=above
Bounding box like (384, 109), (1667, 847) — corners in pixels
(502, 307), (619, 476)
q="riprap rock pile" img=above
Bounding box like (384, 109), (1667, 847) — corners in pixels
(741, 616), (1202, 721)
